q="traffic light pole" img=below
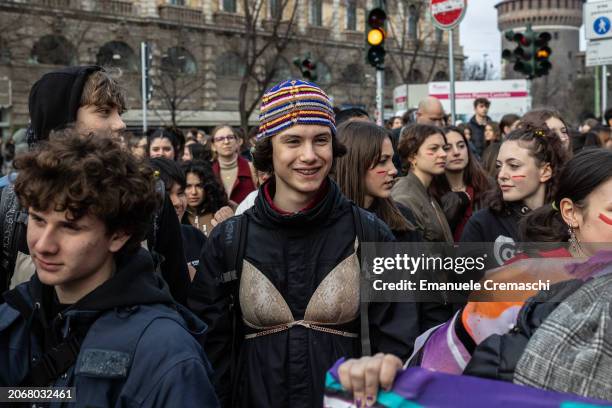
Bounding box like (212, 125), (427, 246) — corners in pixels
(448, 29), (456, 125)
(140, 42), (148, 134)
(602, 65), (608, 123)
(376, 68), (384, 126)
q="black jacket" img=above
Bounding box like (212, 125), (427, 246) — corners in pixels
(1, 249), (218, 407)
(467, 115), (491, 156)
(463, 279), (584, 382)
(188, 179), (420, 408)
(460, 204), (530, 243)
(181, 224), (207, 270)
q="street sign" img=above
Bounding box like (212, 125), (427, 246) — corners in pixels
(430, 0), (467, 30)
(586, 39), (612, 67)
(585, 1), (612, 41)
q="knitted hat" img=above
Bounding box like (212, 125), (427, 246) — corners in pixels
(256, 79), (336, 141)
(28, 65), (103, 145)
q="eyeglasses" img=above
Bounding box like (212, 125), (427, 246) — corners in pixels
(213, 135), (236, 143)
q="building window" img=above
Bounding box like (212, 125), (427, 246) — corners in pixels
(272, 58), (292, 81)
(434, 71), (448, 81)
(96, 41), (138, 71)
(435, 28), (443, 42)
(554, 31), (559, 39)
(31, 35), (77, 66)
(346, 0), (357, 31)
(317, 61), (332, 84)
(169, 0), (185, 5)
(311, 0), (323, 26)
(341, 63), (363, 84)
(408, 69), (423, 83)
(161, 47), (197, 75)
(270, 0), (282, 19)
(223, 0), (236, 12)
(408, 5), (418, 40)
(384, 67), (395, 87)
(217, 52), (245, 78)
(0, 40), (10, 64)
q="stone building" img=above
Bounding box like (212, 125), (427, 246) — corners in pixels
(0, 0), (463, 136)
(496, 0), (584, 118)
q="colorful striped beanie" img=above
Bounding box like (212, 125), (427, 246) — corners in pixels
(256, 79), (336, 141)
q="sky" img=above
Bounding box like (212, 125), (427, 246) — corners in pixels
(458, 0), (592, 78)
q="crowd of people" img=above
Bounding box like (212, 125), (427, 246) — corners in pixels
(0, 65), (611, 407)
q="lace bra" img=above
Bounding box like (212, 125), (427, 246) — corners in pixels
(239, 239), (361, 339)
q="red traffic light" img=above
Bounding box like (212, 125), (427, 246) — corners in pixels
(302, 59), (316, 70)
(513, 33), (531, 46)
(367, 8), (386, 29)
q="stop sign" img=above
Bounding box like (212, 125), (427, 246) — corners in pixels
(430, 0), (467, 30)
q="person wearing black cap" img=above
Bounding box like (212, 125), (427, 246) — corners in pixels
(0, 66), (191, 308)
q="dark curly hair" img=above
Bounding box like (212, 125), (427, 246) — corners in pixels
(485, 125), (568, 214)
(14, 129), (158, 254)
(181, 160), (228, 216)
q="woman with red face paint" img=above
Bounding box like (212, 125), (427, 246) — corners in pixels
(188, 80), (417, 408)
(430, 126), (492, 241)
(520, 148), (612, 254)
(391, 124), (454, 242)
(460, 127), (568, 256)
(334, 121), (421, 242)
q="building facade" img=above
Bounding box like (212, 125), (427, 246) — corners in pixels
(496, 0), (584, 117)
(0, 0), (463, 136)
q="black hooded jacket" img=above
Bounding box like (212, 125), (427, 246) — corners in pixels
(0, 248), (218, 407)
(189, 179), (431, 408)
(1, 66), (191, 306)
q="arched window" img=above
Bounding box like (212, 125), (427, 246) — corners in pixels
(161, 47), (197, 75)
(316, 61), (332, 84)
(408, 69), (423, 83)
(217, 52), (245, 78)
(0, 39), (10, 64)
(342, 63), (363, 84)
(272, 57), (292, 81)
(96, 41), (138, 71)
(434, 71), (448, 81)
(384, 66), (395, 87)
(30, 35), (77, 65)
(407, 5), (419, 40)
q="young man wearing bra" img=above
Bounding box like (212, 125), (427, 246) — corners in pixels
(188, 80), (418, 408)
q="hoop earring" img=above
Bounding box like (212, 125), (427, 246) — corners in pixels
(568, 224), (585, 256)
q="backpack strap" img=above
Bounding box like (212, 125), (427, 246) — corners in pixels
(0, 185), (28, 292)
(219, 215), (248, 407)
(21, 334), (82, 387)
(220, 215), (248, 285)
(351, 205), (376, 357)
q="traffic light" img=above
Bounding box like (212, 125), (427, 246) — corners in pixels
(501, 24), (552, 79)
(534, 32), (552, 77)
(141, 42), (154, 103)
(366, 7), (387, 69)
(293, 54), (318, 81)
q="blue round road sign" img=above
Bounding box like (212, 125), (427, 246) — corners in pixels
(594, 16), (611, 36)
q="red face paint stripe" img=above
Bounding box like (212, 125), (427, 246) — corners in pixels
(599, 213), (612, 226)
(376, 170), (387, 175)
(511, 175), (526, 180)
